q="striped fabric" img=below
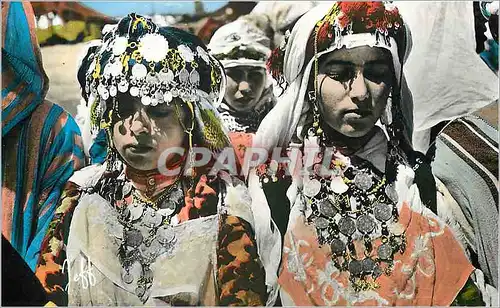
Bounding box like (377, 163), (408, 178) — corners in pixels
(433, 114), (498, 288)
(2, 1), (85, 271)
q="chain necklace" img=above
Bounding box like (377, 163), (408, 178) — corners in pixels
(303, 157), (406, 292)
(116, 181), (184, 303)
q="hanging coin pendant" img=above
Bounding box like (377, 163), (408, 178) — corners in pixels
(157, 206), (175, 217)
(374, 202), (392, 222)
(135, 285), (146, 298)
(314, 217), (330, 229)
(319, 199), (338, 217)
(303, 178), (321, 197)
(121, 268), (134, 284)
(142, 267), (154, 281)
(122, 206), (131, 220)
(129, 203), (144, 221)
(354, 172), (373, 191)
(348, 259), (363, 276)
(157, 225), (176, 244)
(373, 265), (383, 278)
(122, 182), (132, 197)
(142, 208), (162, 228)
(125, 229), (143, 247)
(141, 239), (161, 259)
(356, 214), (376, 234)
(377, 243), (393, 260)
(338, 216), (356, 236)
(385, 183), (398, 203)
(362, 258), (377, 273)
(330, 238), (346, 256)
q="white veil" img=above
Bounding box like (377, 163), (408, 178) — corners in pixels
(397, 1), (498, 152)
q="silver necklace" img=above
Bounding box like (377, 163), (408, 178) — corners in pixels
(303, 159), (406, 292)
(117, 181), (183, 302)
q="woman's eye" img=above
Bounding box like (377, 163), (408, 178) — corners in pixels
(226, 69), (243, 81)
(148, 106), (171, 117)
(363, 65), (393, 84)
(326, 68), (355, 83)
(117, 105), (135, 118)
(248, 71), (264, 83)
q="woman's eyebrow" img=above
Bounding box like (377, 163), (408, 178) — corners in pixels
(324, 59), (390, 66)
(364, 59), (391, 66)
(323, 59), (355, 66)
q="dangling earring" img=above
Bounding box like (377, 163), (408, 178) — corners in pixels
(175, 102), (196, 196)
(381, 94), (393, 126)
(307, 27), (326, 144)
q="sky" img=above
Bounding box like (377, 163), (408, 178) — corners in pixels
(81, 1), (229, 17)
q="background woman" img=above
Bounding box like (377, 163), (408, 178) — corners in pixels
(208, 18), (276, 134)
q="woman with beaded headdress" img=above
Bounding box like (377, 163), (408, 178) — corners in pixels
(34, 13), (280, 306)
(251, 2), (485, 305)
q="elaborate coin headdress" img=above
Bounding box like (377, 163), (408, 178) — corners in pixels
(78, 13), (230, 153)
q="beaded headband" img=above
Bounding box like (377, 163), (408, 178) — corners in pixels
(267, 1), (406, 90)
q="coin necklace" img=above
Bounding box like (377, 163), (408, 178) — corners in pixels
(117, 180), (183, 302)
(303, 158), (406, 292)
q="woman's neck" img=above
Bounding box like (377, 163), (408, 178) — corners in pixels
(322, 124), (378, 156)
(126, 166), (180, 199)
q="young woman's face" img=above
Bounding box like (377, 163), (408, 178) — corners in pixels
(112, 96), (186, 171)
(317, 46), (394, 138)
(224, 66), (266, 112)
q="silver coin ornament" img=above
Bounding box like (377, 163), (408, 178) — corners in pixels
(125, 229), (144, 247)
(129, 203), (144, 221)
(354, 172), (373, 191)
(377, 243), (393, 260)
(118, 80), (129, 93)
(132, 63), (147, 79)
(303, 178), (321, 197)
(348, 259), (363, 276)
(109, 85), (118, 97)
(356, 214), (376, 234)
(330, 238), (346, 255)
(121, 268), (134, 284)
(130, 86), (139, 97)
(128, 202), (144, 221)
(373, 202), (392, 222)
(385, 183), (398, 203)
(157, 206), (175, 218)
(338, 216), (356, 236)
(141, 241), (162, 261)
(314, 217), (330, 229)
(362, 258), (377, 272)
(135, 285), (146, 298)
(122, 182), (132, 196)
(157, 225), (176, 244)
(319, 199), (338, 217)
(142, 208), (163, 228)
(141, 95), (151, 106)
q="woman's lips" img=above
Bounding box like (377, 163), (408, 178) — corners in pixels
(343, 109), (372, 120)
(126, 144), (155, 154)
(234, 96), (254, 104)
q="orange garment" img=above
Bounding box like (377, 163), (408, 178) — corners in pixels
(229, 131), (254, 174)
(278, 202), (474, 306)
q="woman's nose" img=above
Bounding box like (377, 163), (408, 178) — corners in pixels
(349, 71), (369, 101)
(238, 81), (252, 95)
(130, 108), (151, 136)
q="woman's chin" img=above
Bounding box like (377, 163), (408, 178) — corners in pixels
(124, 155), (157, 171)
(339, 122), (374, 138)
